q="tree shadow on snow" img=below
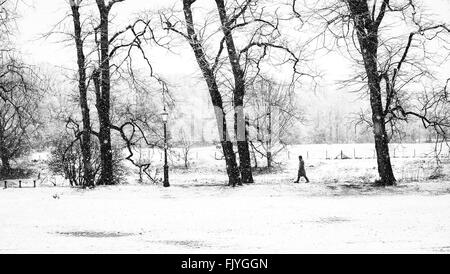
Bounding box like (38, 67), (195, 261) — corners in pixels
(56, 231), (134, 238)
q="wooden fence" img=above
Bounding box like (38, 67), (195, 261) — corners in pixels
(3, 179), (37, 189)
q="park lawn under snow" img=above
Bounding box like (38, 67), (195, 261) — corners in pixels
(1, 158), (450, 253)
(1, 144), (450, 253)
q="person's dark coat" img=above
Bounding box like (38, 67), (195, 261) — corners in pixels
(298, 159), (306, 176)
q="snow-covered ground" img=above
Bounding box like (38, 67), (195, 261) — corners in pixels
(1, 181), (450, 253)
(1, 144), (450, 253)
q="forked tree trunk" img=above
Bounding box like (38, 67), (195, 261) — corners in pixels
(95, 0), (114, 185)
(183, 0), (241, 187)
(69, 1), (94, 187)
(215, 0), (254, 184)
(346, 0), (396, 186)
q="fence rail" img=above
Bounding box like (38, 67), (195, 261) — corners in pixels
(3, 179), (37, 189)
(282, 144), (450, 161)
(285, 150), (450, 160)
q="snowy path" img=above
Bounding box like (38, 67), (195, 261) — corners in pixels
(1, 183), (450, 253)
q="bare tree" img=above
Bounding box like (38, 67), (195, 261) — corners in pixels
(0, 57), (43, 175)
(247, 75), (302, 168)
(68, 0), (94, 187)
(178, 128), (193, 169)
(212, 0), (303, 182)
(47, 0), (171, 186)
(213, 0), (255, 184)
(112, 75), (170, 183)
(161, 0), (242, 186)
(298, 0), (450, 185)
(92, 0), (175, 186)
(161, 0), (303, 185)
(0, 0), (15, 52)
(92, 0), (126, 185)
(48, 129), (100, 187)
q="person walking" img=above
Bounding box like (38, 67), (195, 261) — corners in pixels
(294, 155), (309, 183)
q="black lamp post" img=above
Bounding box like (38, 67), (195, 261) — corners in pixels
(161, 110), (170, 187)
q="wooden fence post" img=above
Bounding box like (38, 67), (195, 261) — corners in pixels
(4, 181), (6, 189)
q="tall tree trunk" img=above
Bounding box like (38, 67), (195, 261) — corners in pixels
(235, 105), (254, 183)
(366, 62), (396, 186)
(373, 111), (396, 185)
(211, 86), (241, 187)
(183, 0), (241, 186)
(215, 0), (254, 184)
(347, 0), (396, 186)
(69, 1), (94, 188)
(267, 104), (272, 169)
(95, 0), (114, 185)
(0, 128), (10, 173)
(1, 153), (11, 173)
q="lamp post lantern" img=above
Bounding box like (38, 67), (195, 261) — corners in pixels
(161, 110), (170, 187)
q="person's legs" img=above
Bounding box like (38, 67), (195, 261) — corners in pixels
(303, 175), (310, 183)
(295, 171), (301, 183)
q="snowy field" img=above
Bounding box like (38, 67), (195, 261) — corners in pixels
(1, 143), (450, 253)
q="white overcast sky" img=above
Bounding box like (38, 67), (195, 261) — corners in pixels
(15, 0), (180, 71)
(15, 1), (450, 65)
(12, 0), (450, 111)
